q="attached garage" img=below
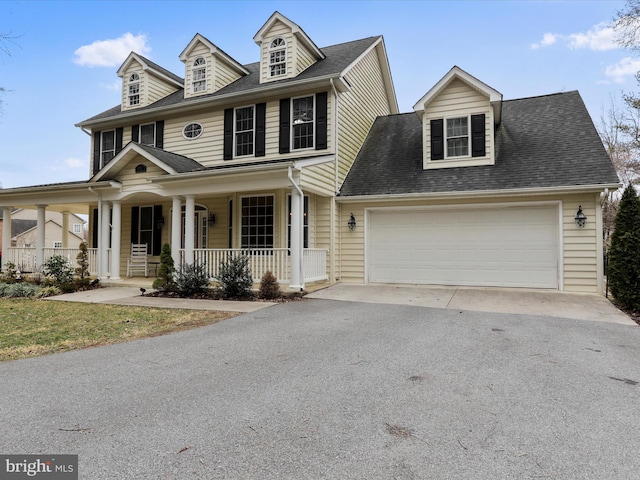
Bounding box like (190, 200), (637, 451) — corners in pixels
(367, 204), (560, 289)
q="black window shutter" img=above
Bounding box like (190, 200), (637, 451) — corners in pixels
(131, 125), (139, 143)
(92, 208), (99, 247)
(115, 127), (123, 155)
(130, 207), (139, 244)
(153, 205), (162, 255)
(223, 108), (234, 160)
(255, 103), (266, 157)
(430, 119), (444, 160)
(315, 92), (328, 150)
(93, 131), (101, 174)
(279, 98), (290, 154)
(155, 120), (164, 149)
(471, 114), (486, 157)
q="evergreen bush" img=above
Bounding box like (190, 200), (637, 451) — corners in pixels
(607, 184), (640, 311)
(174, 262), (210, 296)
(215, 254), (253, 299)
(75, 242), (90, 279)
(259, 270), (281, 300)
(152, 243), (175, 291)
(42, 255), (74, 285)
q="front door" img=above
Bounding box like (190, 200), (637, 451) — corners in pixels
(180, 205), (208, 249)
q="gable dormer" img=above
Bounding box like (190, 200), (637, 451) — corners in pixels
(179, 33), (249, 99)
(253, 11), (325, 84)
(117, 53), (183, 111)
(413, 66), (502, 170)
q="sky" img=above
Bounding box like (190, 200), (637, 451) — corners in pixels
(0, 0), (635, 188)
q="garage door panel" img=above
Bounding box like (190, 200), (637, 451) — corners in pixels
(368, 206), (559, 288)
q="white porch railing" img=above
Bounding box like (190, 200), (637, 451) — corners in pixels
(184, 248), (328, 284)
(3, 247), (109, 277)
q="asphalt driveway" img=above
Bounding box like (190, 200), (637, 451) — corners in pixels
(1, 298), (639, 479)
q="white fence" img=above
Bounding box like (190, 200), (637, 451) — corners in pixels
(187, 248), (328, 283)
(2, 247), (107, 276)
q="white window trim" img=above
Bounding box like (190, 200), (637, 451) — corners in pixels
(182, 122), (204, 140)
(239, 194), (275, 249)
(192, 57), (207, 93)
(128, 73), (140, 106)
(100, 129), (116, 169)
(444, 115), (471, 160)
(139, 123), (156, 147)
(291, 94), (316, 151)
(269, 37), (286, 77)
(234, 105), (256, 158)
(53, 241), (63, 248)
(73, 223), (82, 234)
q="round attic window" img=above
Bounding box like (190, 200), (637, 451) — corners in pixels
(183, 122), (203, 139)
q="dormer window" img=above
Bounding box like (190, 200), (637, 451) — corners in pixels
(128, 73), (140, 106)
(269, 38), (286, 77)
(192, 57), (206, 93)
(446, 117), (469, 158)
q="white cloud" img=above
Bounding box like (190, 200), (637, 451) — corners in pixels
(52, 157), (86, 171)
(531, 33), (558, 50)
(73, 33), (151, 67)
(531, 22), (619, 51)
(605, 57), (640, 83)
(568, 22), (618, 51)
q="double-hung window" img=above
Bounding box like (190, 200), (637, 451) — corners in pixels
(139, 123), (155, 147)
(101, 130), (116, 167)
(128, 73), (140, 106)
(235, 106), (254, 157)
(446, 117), (469, 158)
(192, 57), (206, 93)
(241, 196), (274, 249)
(269, 38), (286, 77)
(292, 95), (314, 150)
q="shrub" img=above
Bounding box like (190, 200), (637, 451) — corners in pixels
(36, 285), (62, 298)
(174, 262), (210, 296)
(0, 282), (41, 298)
(75, 242), (90, 279)
(42, 255), (74, 285)
(2, 262), (18, 283)
(152, 243), (175, 291)
(259, 270), (281, 300)
(607, 184), (640, 310)
(215, 254), (253, 299)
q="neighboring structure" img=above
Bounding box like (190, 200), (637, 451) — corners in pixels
(0, 209), (85, 250)
(0, 12), (619, 293)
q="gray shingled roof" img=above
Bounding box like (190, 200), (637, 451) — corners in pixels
(79, 37), (381, 124)
(135, 53), (184, 85)
(136, 144), (205, 173)
(339, 91), (619, 197)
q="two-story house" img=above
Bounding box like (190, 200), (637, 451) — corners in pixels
(0, 12), (619, 293)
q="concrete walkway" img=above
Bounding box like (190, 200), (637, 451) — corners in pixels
(307, 283), (635, 325)
(45, 287), (274, 313)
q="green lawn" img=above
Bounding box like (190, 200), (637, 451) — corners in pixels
(0, 298), (237, 362)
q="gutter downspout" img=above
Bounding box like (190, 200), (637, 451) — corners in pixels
(330, 78), (340, 284)
(288, 165), (305, 291)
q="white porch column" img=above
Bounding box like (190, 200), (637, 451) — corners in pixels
(61, 211), (70, 248)
(110, 201), (122, 280)
(171, 196), (182, 267)
(184, 195), (195, 264)
(100, 202), (110, 278)
(290, 183), (304, 291)
(35, 205), (47, 272)
(1, 207), (12, 270)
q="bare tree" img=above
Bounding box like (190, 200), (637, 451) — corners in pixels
(0, 31), (20, 116)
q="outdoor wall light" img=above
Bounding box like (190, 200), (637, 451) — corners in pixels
(208, 212), (216, 225)
(348, 212), (357, 231)
(575, 205), (587, 228)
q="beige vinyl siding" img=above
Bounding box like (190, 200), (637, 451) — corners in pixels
(147, 72), (179, 104)
(260, 20), (294, 83)
(116, 160), (166, 188)
(162, 111), (224, 165)
(337, 46), (393, 188)
(214, 57), (244, 91)
(294, 36), (316, 75)
(423, 79), (494, 167)
(338, 194), (604, 293)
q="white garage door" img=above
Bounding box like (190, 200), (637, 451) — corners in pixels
(368, 205), (559, 288)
